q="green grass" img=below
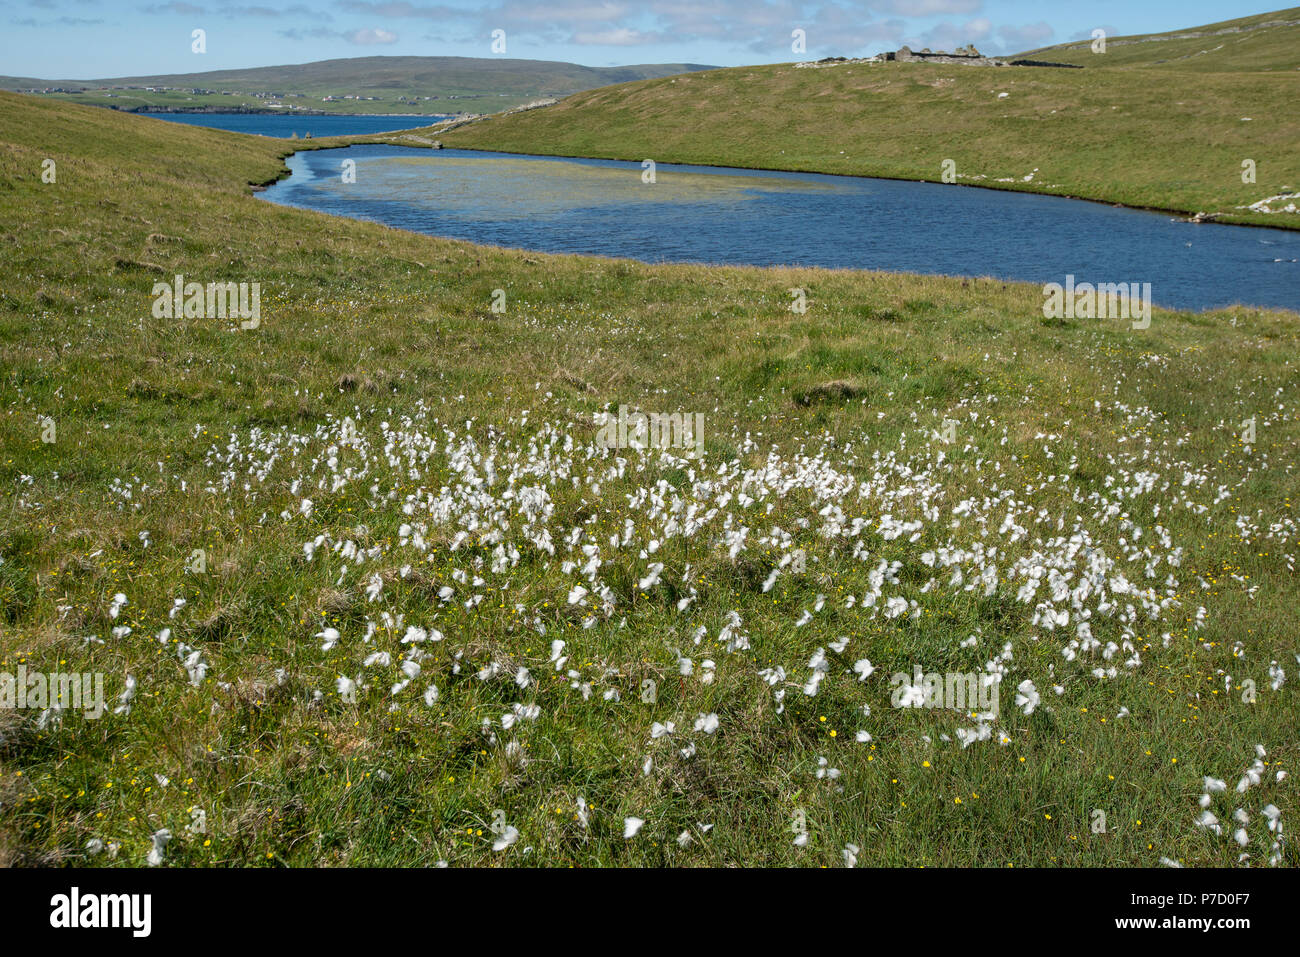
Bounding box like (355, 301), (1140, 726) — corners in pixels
(430, 12), (1300, 229)
(0, 92), (1297, 868)
(1017, 6), (1300, 71)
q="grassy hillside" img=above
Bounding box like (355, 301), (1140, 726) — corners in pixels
(1, 92), (1297, 868)
(432, 32), (1299, 228)
(1016, 6), (1300, 71)
(0, 57), (717, 116)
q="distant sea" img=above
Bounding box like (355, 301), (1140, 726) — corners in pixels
(147, 112), (451, 138)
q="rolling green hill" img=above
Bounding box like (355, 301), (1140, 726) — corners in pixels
(1, 91), (1298, 869)
(1015, 6), (1300, 71)
(429, 12), (1299, 227)
(0, 56), (717, 115)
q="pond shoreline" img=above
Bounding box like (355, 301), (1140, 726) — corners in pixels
(255, 144), (1299, 312)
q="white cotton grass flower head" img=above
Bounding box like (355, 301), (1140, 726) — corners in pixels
(146, 829), (171, 866)
(501, 703), (540, 730)
(492, 825), (519, 852)
(815, 756), (840, 781)
(180, 646), (208, 686)
(623, 817), (645, 839)
(650, 721), (675, 739)
(693, 713), (719, 734)
(897, 682), (926, 708)
(1014, 679), (1040, 715)
(802, 647), (829, 696)
(637, 562), (664, 591)
(113, 675), (137, 715)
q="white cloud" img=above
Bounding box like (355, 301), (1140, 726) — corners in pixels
(906, 16), (991, 52)
(335, 1), (462, 19)
(275, 0), (1050, 60)
(874, 0), (982, 15)
(573, 27), (667, 46)
(279, 24), (398, 43)
(346, 26), (398, 43)
(998, 21), (1054, 53)
(906, 16), (1057, 56)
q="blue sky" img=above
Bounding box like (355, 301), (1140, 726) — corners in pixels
(0, 0), (1289, 77)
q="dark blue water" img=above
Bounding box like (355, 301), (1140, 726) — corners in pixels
(150, 112), (448, 138)
(260, 145), (1299, 312)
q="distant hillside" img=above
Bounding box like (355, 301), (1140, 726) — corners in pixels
(0, 56), (717, 115)
(1014, 6), (1300, 71)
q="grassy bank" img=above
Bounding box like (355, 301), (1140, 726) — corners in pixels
(429, 13), (1300, 229)
(1019, 6), (1300, 71)
(0, 92), (1297, 868)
